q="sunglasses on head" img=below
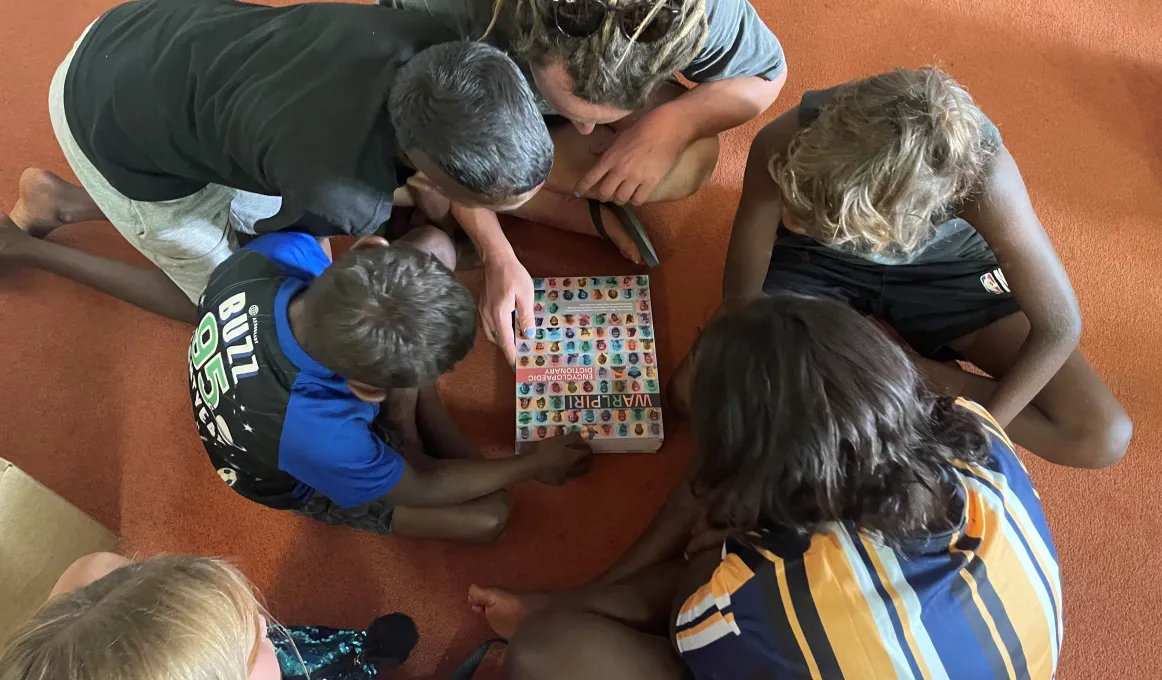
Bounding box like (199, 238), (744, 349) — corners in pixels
(544, 0), (681, 44)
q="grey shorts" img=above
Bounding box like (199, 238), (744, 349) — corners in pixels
(294, 494), (396, 535)
(50, 24), (283, 302)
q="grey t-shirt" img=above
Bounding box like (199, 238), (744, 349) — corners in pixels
(791, 87), (1002, 266)
(382, 0), (786, 94)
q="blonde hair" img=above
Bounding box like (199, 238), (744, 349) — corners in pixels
(486, 0), (707, 111)
(0, 555), (274, 680)
(773, 67), (995, 255)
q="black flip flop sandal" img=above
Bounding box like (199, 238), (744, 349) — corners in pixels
(449, 638), (506, 680)
(588, 200), (661, 268)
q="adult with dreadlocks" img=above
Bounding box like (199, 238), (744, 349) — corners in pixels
(467, 294), (1063, 680)
(385, 0), (786, 365)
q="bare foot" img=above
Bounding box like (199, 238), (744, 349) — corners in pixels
(9, 168), (103, 237)
(467, 585), (558, 639)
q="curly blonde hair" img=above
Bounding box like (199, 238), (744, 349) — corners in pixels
(0, 555), (293, 680)
(487, 0), (707, 110)
(772, 67), (995, 256)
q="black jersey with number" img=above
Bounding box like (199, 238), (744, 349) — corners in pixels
(189, 232), (406, 510)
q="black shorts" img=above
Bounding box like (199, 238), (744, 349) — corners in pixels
(295, 493), (395, 535)
(763, 228), (1021, 361)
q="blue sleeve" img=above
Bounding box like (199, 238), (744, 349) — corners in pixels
(277, 381), (406, 509)
(245, 232), (331, 279)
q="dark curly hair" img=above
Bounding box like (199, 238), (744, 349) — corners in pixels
(689, 294), (992, 545)
(298, 243), (477, 388)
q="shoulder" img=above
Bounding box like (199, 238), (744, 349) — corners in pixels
(244, 232), (330, 278)
(279, 379), (383, 458)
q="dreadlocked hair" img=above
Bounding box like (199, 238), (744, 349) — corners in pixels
(486, 0), (707, 110)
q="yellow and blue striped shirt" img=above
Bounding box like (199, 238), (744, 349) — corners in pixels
(675, 400), (1061, 680)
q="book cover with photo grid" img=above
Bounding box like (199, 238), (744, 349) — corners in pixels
(515, 275), (663, 454)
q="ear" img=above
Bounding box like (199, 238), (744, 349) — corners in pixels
(347, 380), (389, 404)
(351, 235), (390, 252)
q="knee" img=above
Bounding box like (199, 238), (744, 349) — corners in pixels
(506, 610), (577, 680)
(404, 224), (457, 271)
(653, 135), (720, 203)
(465, 491), (510, 544)
(52, 552), (130, 596)
(1073, 404), (1133, 469)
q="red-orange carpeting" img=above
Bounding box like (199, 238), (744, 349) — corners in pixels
(1, 0), (1160, 677)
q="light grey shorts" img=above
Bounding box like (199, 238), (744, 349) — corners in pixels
(49, 25), (283, 302)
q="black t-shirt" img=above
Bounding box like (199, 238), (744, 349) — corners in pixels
(65, 0), (457, 237)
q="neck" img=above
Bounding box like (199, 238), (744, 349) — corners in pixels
(286, 290), (312, 353)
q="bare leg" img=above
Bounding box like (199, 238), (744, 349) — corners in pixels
(376, 346), (511, 544)
(472, 562), (689, 680)
(915, 312), (1132, 468)
(10, 168), (105, 236)
(394, 222), (457, 271)
(0, 214), (196, 323)
(470, 560), (687, 639)
(506, 609), (686, 680)
(390, 493), (509, 543)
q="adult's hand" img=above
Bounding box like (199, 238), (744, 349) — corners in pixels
(574, 111), (688, 206)
(480, 252), (535, 367)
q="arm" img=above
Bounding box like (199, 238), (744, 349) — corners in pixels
(960, 145), (1082, 426)
(647, 71), (788, 148)
(380, 433), (591, 508)
(451, 203), (535, 366)
(720, 108), (800, 307)
(575, 73), (787, 205)
(598, 467), (702, 583)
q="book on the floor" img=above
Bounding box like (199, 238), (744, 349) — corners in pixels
(515, 275), (663, 454)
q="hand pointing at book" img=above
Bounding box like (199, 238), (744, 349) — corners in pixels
(480, 251), (536, 368)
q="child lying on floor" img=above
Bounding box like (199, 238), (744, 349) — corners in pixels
(673, 66), (1130, 469)
(189, 225), (591, 543)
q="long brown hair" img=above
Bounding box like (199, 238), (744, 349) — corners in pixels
(487, 0), (707, 110)
(689, 295), (992, 544)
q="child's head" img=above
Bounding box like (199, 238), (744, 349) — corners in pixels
(688, 294), (991, 544)
(297, 238), (476, 401)
(390, 41), (552, 212)
(773, 67), (994, 255)
(0, 555), (279, 680)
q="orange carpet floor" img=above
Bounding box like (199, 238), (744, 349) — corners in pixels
(1, 0), (1159, 677)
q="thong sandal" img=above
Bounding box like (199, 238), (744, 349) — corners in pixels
(588, 199), (661, 268)
(449, 638), (506, 680)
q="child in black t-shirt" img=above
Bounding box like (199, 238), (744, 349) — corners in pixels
(189, 224), (590, 542)
(673, 66), (1131, 469)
